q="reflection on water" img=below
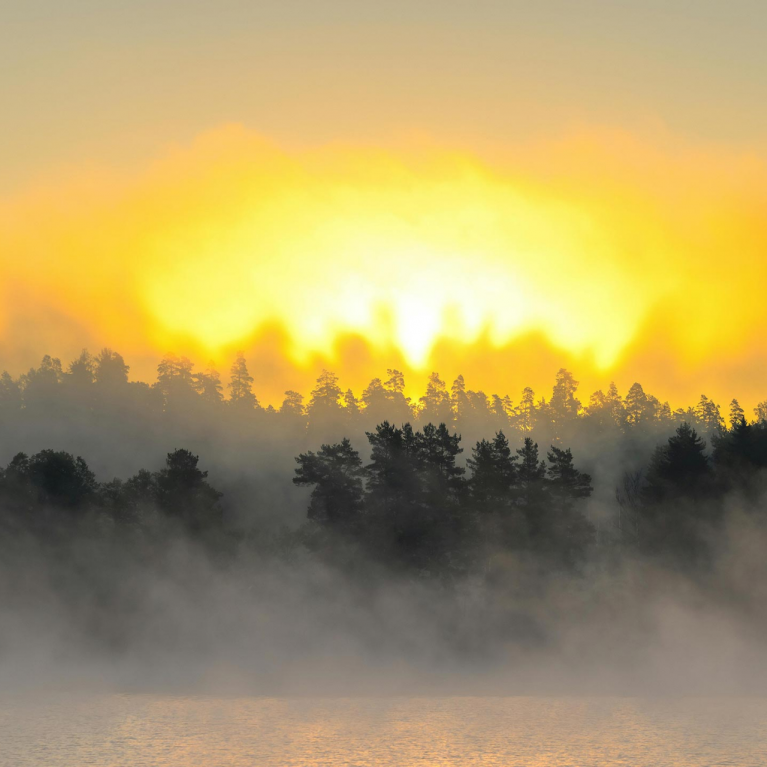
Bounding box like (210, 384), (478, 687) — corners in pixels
(0, 695), (765, 766)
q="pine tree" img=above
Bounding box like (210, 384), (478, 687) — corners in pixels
(280, 390), (305, 417)
(307, 370), (344, 429)
(550, 368), (581, 428)
(94, 349), (129, 388)
(516, 437), (547, 508)
(157, 353), (196, 410)
(467, 431), (517, 511)
(384, 368), (413, 422)
(729, 398), (745, 429)
(517, 387), (536, 432)
(695, 394), (724, 433)
(643, 422), (710, 502)
(625, 382), (649, 426)
(606, 382), (625, 427)
(361, 377), (389, 425)
(228, 352), (259, 410)
(343, 389), (361, 430)
(66, 349), (95, 388)
(451, 375), (470, 424)
(418, 372), (451, 425)
(194, 362), (224, 404)
(293, 438), (365, 529)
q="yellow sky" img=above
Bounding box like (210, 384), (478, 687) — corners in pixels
(3, 2), (767, 409)
(2, 124), (766, 409)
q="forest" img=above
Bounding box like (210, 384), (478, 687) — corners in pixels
(3, 348), (767, 693)
(1, 348), (766, 576)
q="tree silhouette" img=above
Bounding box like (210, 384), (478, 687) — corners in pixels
(280, 390), (305, 417)
(467, 431), (517, 513)
(293, 438), (365, 529)
(695, 394), (724, 434)
(154, 449), (223, 532)
(195, 361), (224, 404)
(728, 398), (745, 430)
(550, 368), (581, 431)
(0, 372), (22, 413)
(384, 368), (413, 422)
(157, 353), (196, 411)
(625, 382), (650, 426)
(307, 370), (344, 431)
(643, 422), (711, 503)
(94, 348), (130, 388)
(418, 372), (451, 426)
(228, 352), (259, 410)
(361, 377), (389, 426)
(66, 349), (95, 389)
(544, 446), (594, 563)
(517, 387), (536, 432)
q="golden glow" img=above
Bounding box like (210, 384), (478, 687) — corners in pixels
(2, 125), (767, 407)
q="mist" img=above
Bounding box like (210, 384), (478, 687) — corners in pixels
(1, 349), (767, 698)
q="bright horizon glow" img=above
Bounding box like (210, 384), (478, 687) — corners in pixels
(2, 125), (767, 408)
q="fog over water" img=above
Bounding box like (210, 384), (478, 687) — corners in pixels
(1, 356), (767, 712)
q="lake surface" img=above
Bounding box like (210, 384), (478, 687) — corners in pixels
(1, 694), (765, 766)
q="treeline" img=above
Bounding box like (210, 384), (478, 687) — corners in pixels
(0, 448), (222, 535)
(294, 423), (593, 572)
(2, 349), (765, 442)
(3, 413), (767, 577)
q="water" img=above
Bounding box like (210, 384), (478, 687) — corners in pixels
(1, 695), (765, 766)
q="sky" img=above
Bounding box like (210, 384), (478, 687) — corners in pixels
(2, 1), (767, 407)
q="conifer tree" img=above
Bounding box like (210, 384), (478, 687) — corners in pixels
(228, 352), (259, 410)
(729, 398), (745, 429)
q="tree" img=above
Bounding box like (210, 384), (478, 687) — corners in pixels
(384, 369), (413, 422)
(516, 387), (536, 432)
(365, 422), (420, 517)
(154, 449), (223, 532)
(26, 449), (98, 511)
(307, 370), (344, 430)
(0, 372), (22, 413)
(94, 348), (129, 388)
(625, 382), (650, 426)
(547, 446), (593, 502)
(754, 401), (767, 424)
(643, 422), (711, 503)
(451, 375), (470, 424)
(416, 422), (465, 500)
(606, 382), (626, 428)
(545, 446), (594, 561)
(467, 431), (517, 512)
(156, 353), (196, 411)
(712, 417), (767, 477)
(293, 439), (365, 529)
(418, 372), (451, 426)
(695, 394), (724, 434)
(550, 368), (581, 430)
(66, 349), (95, 388)
(516, 437), (547, 509)
(584, 389), (610, 428)
(639, 423), (717, 564)
(729, 399), (745, 430)
(490, 394), (514, 430)
(280, 390), (305, 417)
(21, 355), (63, 410)
(361, 378), (389, 426)
(228, 352), (259, 410)
(194, 362), (224, 404)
